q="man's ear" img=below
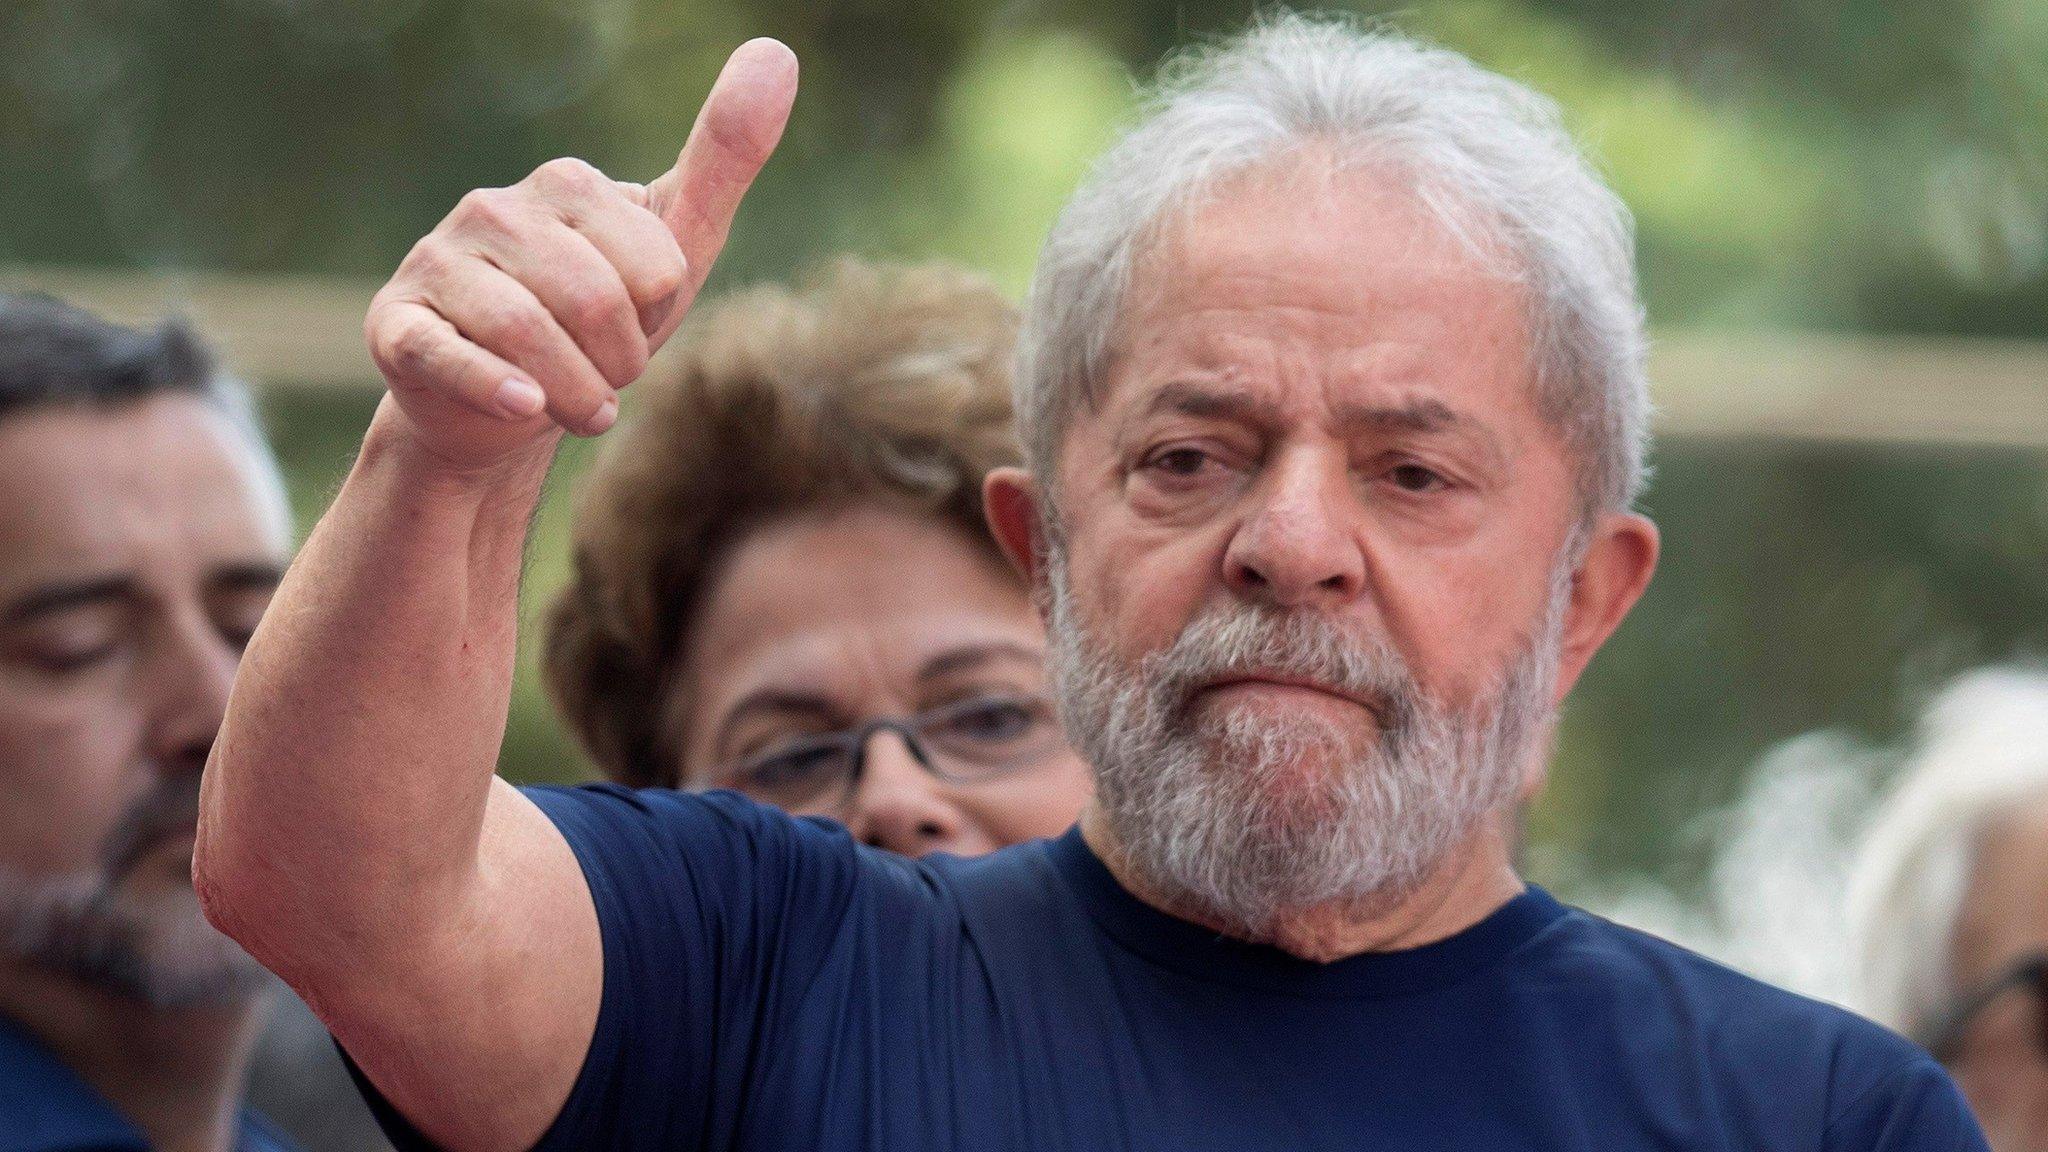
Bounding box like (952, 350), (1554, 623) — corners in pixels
(984, 467), (1045, 589)
(1554, 511), (1659, 704)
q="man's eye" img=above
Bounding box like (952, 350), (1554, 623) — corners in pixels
(4, 626), (126, 676)
(27, 643), (122, 675)
(1386, 463), (1448, 493)
(1145, 447), (1214, 477)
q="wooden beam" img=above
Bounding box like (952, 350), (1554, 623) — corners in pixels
(4, 264), (2044, 449)
(1, 265), (381, 389)
(1649, 330), (2048, 451)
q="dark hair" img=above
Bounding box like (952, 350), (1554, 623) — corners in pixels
(0, 292), (236, 421)
(0, 291), (287, 535)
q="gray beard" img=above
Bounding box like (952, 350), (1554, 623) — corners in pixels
(1045, 547), (1568, 943)
(0, 776), (269, 1007)
(0, 868), (270, 1007)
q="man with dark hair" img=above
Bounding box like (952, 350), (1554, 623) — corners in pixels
(0, 293), (297, 1150)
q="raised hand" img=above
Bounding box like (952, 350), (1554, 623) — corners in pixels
(365, 38), (798, 470)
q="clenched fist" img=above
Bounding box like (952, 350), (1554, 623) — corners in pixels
(365, 38), (797, 470)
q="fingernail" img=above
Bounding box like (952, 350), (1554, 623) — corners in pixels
(495, 378), (545, 419)
(587, 395), (619, 434)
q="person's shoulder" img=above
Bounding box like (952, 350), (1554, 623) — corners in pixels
(518, 782), (968, 909)
(521, 781), (850, 862)
(1539, 901), (1958, 1130)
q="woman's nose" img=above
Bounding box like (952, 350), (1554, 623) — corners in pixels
(843, 728), (996, 857)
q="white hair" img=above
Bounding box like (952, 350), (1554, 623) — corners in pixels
(205, 371), (295, 552)
(1016, 12), (1649, 514)
(1845, 666), (2048, 1033)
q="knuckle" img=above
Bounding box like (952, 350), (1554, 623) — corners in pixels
(454, 187), (525, 235)
(401, 237), (452, 281)
(561, 282), (625, 336)
(484, 300), (551, 351)
(639, 257), (685, 305)
(370, 310), (437, 379)
(533, 156), (602, 198)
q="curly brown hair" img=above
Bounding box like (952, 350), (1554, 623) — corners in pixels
(542, 259), (1024, 788)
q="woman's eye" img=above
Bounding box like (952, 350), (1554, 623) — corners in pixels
(739, 742), (844, 789)
(936, 697), (1046, 744)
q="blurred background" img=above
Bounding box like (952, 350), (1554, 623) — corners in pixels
(1, 0), (2042, 1143)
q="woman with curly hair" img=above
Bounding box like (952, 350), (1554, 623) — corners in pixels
(543, 259), (1090, 856)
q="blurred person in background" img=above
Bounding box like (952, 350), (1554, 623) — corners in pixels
(542, 257), (1091, 855)
(197, 20), (1984, 1152)
(1848, 666), (2048, 1152)
(0, 294), (296, 1150)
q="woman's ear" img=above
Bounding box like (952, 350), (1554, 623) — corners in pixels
(984, 467), (1045, 588)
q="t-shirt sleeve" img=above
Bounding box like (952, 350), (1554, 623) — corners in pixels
(1823, 1055), (1989, 1152)
(341, 783), (891, 1152)
(527, 784), (888, 1152)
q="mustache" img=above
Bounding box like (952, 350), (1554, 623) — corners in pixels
(98, 774), (203, 884)
(1144, 603), (1423, 731)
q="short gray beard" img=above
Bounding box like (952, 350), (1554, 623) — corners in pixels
(1046, 547), (1569, 942)
(0, 777), (269, 1007)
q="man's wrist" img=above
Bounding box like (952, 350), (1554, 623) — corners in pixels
(357, 396), (563, 509)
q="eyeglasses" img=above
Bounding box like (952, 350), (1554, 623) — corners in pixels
(714, 692), (1070, 813)
(1915, 952), (2048, 1064)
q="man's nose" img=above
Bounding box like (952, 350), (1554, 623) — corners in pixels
(146, 610), (241, 779)
(1223, 449), (1367, 609)
(843, 729), (992, 858)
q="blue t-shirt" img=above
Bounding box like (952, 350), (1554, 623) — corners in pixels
(354, 785), (1985, 1151)
(0, 1015), (298, 1152)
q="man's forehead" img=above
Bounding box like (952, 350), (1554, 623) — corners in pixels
(0, 399), (285, 593)
(1134, 154), (1510, 297)
(1095, 158), (1532, 411)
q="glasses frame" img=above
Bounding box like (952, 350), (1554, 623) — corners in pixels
(716, 694), (1062, 811)
(1915, 951), (2048, 1064)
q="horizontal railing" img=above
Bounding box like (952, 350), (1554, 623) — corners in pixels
(5, 264), (2044, 449)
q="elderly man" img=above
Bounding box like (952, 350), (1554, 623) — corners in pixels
(0, 295), (296, 1150)
(196, 18), (1984, 1151)
(1848, 667), (2048, 1151)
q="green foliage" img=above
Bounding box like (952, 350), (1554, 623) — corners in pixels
(7, 0), (2043, 901)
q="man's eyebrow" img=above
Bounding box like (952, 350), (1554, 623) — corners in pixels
(210, 561), (287, 594)
(1136, 380), (1278, 425)
(917, 642), (1045, 683)
(1336, 398), (1509, 463)
(1, 576), (137, 623)
(1133, 382), (1506, 462)
(1140, 385), (1475, 435)
(1332, 398), (1461, 433)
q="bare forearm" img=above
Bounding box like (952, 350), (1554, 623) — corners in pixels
(193, 48), (796, 1147)
(197, 401), (557, 975)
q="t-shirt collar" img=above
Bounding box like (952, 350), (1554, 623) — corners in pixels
(1045, 825), (1569, 999)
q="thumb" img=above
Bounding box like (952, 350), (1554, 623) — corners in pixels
(646, 38), (798, 313)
